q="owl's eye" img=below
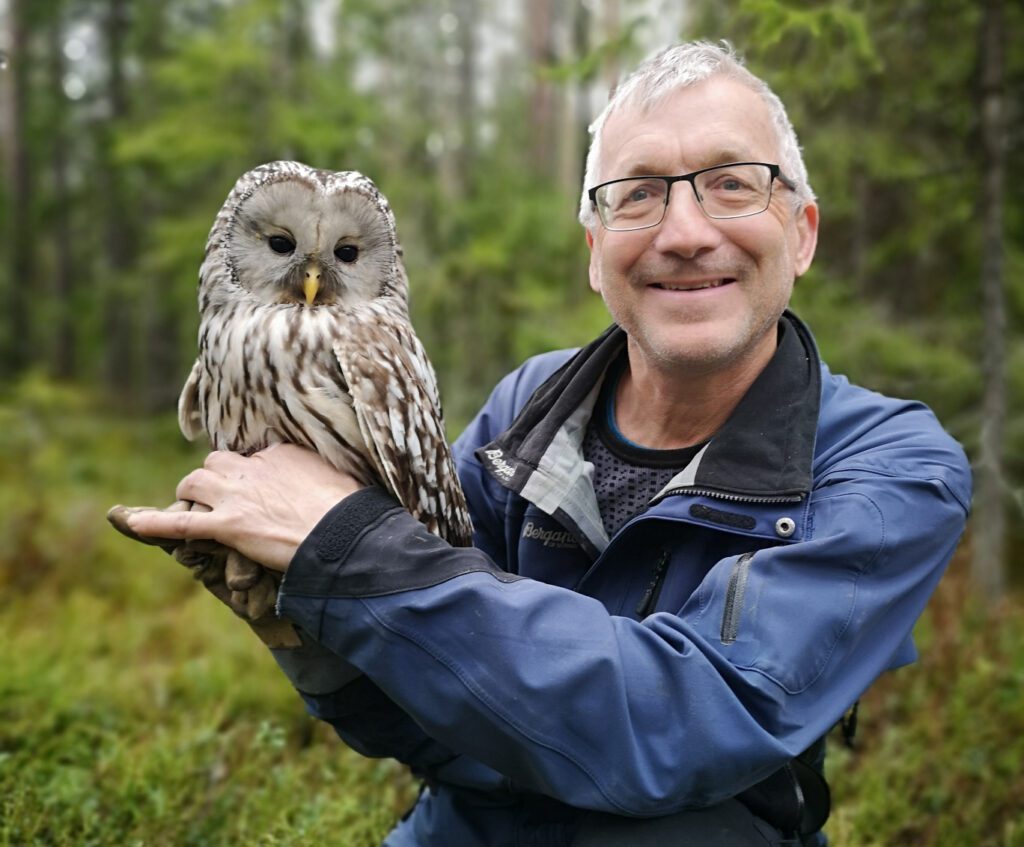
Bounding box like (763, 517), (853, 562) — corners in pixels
(268, 235), (295, 254)
(334, 244), (359, 263)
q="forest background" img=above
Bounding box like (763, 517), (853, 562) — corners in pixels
(1, 0), (1022, 844)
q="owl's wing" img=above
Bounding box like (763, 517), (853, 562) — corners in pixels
(179, 359), (205, 441)
(333, 311), (473, 548)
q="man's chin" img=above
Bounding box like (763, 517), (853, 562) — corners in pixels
(632, 319), (775, 377)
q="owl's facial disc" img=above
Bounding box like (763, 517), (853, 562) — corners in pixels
(228, 178), (393, 308)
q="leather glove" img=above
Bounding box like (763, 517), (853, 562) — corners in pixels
(107, 501), (301, 649)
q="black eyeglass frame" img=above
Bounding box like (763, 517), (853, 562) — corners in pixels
(587, 162), (798, 231)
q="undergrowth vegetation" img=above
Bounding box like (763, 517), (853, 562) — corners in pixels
(1, 381), (1020, 845)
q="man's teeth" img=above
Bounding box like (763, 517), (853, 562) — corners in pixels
(658, 279), (728, 291)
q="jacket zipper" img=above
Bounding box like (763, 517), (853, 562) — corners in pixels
(656, 487), (804, 506)
(721, 552), (755, 644)
(635, 548), (670, 618)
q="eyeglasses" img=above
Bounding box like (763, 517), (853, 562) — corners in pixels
(587, 162), (797, 232)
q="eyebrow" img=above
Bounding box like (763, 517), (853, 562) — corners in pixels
(616, 149), (760, 179)
(701, 148), (756, 168)
(620, 161), (665, 178)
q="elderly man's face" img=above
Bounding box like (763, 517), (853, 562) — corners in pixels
(587, 76), (818, 377)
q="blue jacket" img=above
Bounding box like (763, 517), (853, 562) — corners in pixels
(275, 312), (971, 846)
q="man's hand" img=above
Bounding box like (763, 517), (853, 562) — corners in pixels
(124, 444), (362, 571)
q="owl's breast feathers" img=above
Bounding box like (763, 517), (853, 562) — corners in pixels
(180, 296), (472, 547)
(183, 300), (375, 483)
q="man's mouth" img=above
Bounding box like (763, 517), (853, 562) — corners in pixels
(651, 278), (736, 291)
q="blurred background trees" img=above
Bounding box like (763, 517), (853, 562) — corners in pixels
(0, 0), (1021, 591)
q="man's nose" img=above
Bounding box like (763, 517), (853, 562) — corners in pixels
(651, 183), (724, 258)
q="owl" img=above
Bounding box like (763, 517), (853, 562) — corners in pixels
(170, 161), (472, 642)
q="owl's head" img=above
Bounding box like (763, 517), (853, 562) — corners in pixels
(207, 161), (404, 309)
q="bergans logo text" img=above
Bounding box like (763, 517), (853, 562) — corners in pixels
(485, 448), (517, 481)
(522, 522), (578, 549)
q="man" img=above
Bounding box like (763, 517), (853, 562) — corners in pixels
(126, 42), (971, 846)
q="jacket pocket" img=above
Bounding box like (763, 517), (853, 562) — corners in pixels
(687, 491), (885, 694)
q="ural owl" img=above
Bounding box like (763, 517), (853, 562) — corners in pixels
(135, 161), (472, 643)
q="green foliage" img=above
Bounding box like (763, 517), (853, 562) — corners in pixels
(0, 393), (414, 846)
(406, 174), (604, 426)
(826, 561), (1024, 845)
(736, 0), (881, 90)
(4, 0), (1021, 455)
(539, 18), (645, 85)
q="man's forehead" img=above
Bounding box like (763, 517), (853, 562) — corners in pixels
(599, 77), (777, 174)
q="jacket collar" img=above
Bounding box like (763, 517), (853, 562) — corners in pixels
(477, 311), (822, 554)
(679, 311), (821, 500)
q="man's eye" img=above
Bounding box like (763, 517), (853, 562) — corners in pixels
(626, 188), (651, 203)
(711, 175), (754, 192)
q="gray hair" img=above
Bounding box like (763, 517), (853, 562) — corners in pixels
(578, 41), (815, 230)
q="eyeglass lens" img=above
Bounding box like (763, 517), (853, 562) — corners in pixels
(596, 164), (774, 230)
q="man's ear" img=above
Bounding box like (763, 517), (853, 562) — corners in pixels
(586, 229), (600, 293)
(793, 201), (819, 278)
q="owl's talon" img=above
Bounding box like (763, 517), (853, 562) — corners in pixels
(225, 551), (263, 591)
(228, 589), (250, 617)
(244, 574), (280, 622)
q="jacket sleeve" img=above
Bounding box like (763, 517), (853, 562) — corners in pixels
(265, 634), (447, 764)
(276, 445), (970, 817)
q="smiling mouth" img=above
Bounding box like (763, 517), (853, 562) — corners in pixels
(651, 278), (736, 291)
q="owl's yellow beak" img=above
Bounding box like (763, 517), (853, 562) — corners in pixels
(303, 262), (321, 305)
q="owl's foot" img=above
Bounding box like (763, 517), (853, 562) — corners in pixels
(225, 550), (279, 620)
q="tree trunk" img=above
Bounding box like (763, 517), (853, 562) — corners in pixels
(1, 0), (33, 379)
(601, 0), (621, 96)
(456, 0), (477, 187)
(564, 0), (592, 307)
(100, 0), (136, 401)
(557, 0), (587, 208)
(141, 293), (181, 413)
(49, 12), (76, 380)
(526, 0), (556, 177)
(135, 1), (179, 412)
(973, 0), (1007, 599)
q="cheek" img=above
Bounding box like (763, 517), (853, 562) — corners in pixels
(734, 216), (798, 277)
(589, 234), (644, 288)
(761, 201), (816, 273)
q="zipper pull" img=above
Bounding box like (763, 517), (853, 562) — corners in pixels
(635, 549), (670, 618)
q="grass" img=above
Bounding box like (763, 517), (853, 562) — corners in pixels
(1, 377), (1021, 845)
(825, 556), (1024, 846)
(0, 379), (414, 846)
